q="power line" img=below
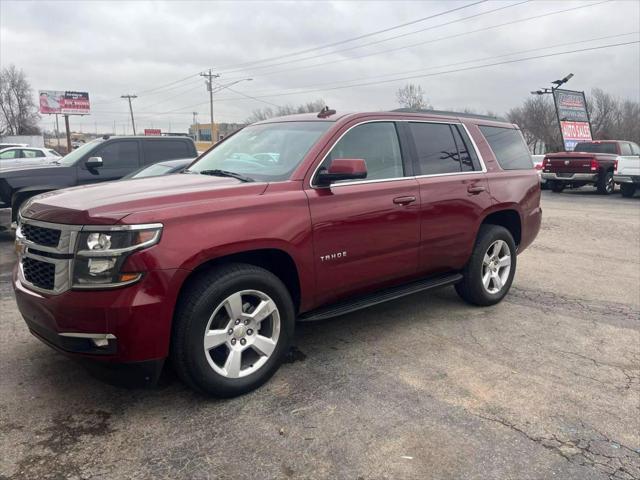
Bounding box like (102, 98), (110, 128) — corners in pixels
(149, 40), (638, 110)
(222, 0), (612, 81)
(211, 0), (488, 71)
(219, 0), (531, 76)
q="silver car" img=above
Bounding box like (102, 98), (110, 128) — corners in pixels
(0, 147), (61, 169)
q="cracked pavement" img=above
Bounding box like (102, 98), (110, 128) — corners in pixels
(1, 190), (639, 479)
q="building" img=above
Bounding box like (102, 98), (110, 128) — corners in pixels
(188, 122), (245, 143)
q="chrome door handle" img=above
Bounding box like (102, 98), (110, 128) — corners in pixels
(393, 196), (416, 205)
(467, 186), (486, 194)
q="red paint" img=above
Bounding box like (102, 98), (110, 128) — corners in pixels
(14, 111), (541, 366)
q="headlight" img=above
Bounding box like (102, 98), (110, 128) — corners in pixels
(72, 224), (162, 288)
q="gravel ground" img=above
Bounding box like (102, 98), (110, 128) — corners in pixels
(0, 190), (638, 480)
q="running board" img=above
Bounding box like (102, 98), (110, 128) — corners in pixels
(298, 273), (463, 322)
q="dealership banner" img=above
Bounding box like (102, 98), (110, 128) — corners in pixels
(39, 91), (90, 115)
(553, 89), (592, 150)
(144, 129), (161, 136)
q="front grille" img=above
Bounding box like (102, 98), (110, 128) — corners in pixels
(22, 223), (61, 247)
(23, 257), (56, 290)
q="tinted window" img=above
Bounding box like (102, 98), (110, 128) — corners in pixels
(574, 142), (617, 154)
(95, 141), (140, 168)
(631, 143), (640, 155)
(620, 143), (633, 156)
(479, 126), (532, 170)
(451, 125), (475, 172)
(324, 122), (403, 181)
(0, 149), (18, 159)
(410, 123), (461, 175)
(143, 140), (192, 164)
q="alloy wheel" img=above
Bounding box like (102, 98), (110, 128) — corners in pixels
(481, 240), (511, 294)
(203, 290), (280, 378)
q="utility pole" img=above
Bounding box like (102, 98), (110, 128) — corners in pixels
(192, 112), (199, 142)
(200, 69), (220, 141)
(64, 115), (71, 152)
(55, 114), (61, 148)
(121, 94), (138, 135)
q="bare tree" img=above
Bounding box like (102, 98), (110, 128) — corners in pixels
(507, 96), (562, 153)
(0, 65), (40, 135)
(396, 83), (431, 110)
(245, 99), (326, 124)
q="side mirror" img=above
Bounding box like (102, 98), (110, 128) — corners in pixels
(316, 158), (367, 187)
(85, 156), (103, 169)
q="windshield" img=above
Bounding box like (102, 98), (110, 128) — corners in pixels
(574, 142), (617, 154)
(58, 138), (104, 166)
(189, 121), (331, 182)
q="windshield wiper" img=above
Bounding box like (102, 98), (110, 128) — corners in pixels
(197, 169), (254, 183)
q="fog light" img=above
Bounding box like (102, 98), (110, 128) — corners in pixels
(92, 338), (109, 347)
(88, 258), (116, 275)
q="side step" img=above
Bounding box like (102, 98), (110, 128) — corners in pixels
(298, 273), (463, 322)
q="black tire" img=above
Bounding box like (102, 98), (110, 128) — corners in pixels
(620, 183), (636, 198)
(455, 225), (517, 306)
(597, 170), (615, 195)
(550, 181), (564, 193)
(171, 263), (295, 397)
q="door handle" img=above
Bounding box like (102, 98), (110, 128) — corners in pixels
(393, 196), (416, 205)
(467, 186), (486, 194)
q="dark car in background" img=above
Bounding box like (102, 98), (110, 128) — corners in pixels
(0, 135), (197, 220)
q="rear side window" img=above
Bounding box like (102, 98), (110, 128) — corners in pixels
(95, 141), (140, 168)
(631, 143), (640, 155)
(410, 122), (476, 175)
(143, 140), (192, 163)
(479, 126), (532, 170)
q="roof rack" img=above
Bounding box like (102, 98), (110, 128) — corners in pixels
(390, 108), (507, 122)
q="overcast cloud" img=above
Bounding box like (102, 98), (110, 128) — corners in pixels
(1, 0), (638, 134)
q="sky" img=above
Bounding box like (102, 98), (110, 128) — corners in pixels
(1, 0), (639, 135)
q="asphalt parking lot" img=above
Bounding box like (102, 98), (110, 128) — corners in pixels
(0, 190), (638, 480)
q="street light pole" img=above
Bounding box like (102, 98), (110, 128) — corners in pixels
(121, 94), (138, 135)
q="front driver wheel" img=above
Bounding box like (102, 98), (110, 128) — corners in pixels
(171, 263), (295, 397)
(455, 225), (517, 306)
(620, 183), (636, 198)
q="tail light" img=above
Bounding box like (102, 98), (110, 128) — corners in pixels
(535, 163), (543, 170)
(590, 159), (599, 171)
(614, 159), (618, 172)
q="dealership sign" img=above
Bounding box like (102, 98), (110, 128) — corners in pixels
(144, 129), (161, 136)
(553, 89), (592, 151)
(39, 91), (90, 115)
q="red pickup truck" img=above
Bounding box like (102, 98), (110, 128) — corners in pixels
(541, 140), (638, 194)
(13, 110), (541, 397)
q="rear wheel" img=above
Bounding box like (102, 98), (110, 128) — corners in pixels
(597, 171), (615, 195)
(550, 181), (564, 193)
(455, 225), (517, 306)
(620, 183), (636, 198)
(171, 263), (295, 397)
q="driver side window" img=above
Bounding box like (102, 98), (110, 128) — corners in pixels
(320, 122), (404, 182)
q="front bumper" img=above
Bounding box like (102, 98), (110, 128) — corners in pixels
(14, 267), (190, 363)
(613, 174), (640, 184)
(541, 172), (598, 182)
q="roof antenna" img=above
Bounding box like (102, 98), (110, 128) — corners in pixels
(317, 106), (336, 118)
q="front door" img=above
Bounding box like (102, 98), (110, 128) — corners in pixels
(305, 121), (420, 306)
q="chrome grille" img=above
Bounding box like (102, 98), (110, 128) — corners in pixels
(21, 223), (61, 247)
(23, 257), (55, 290)
(16, 217), (81, 295)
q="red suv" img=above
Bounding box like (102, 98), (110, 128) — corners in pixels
(14, 110), (541, 396)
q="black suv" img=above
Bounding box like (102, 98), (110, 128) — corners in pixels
(0, 136), (198, 220)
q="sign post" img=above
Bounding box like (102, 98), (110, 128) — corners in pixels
(552, 89), (592, 151)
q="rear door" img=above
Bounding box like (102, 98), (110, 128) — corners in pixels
(76, 139), (141, 184)
(305, 120), (420, 305)
(408, 121), (491, 275)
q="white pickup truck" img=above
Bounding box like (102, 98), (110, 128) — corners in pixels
(613, 142), (640, 197)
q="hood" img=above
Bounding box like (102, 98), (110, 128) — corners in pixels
(21, 173), (268, 225)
